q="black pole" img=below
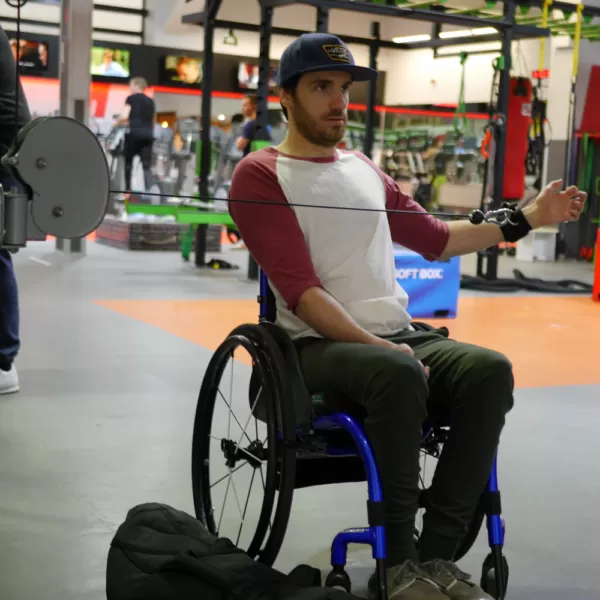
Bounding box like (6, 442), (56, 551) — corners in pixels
(316, 5), (329, 32)
(195, 0), (222, 267)
(432, 22), (441, 59)
(255, 3), (272, 143)
(247, 1), (274, 281)
(199, 3), (219, 199)
(363, 22), (380, 159)
(141, 0), (146, 44)
(563, 77), (577, 186)
(476, 0), (515, 281)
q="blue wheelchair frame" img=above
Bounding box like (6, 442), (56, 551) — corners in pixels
(258, 270), (506, 598)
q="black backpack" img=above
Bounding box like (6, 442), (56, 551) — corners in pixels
(106, 503), (361, 600)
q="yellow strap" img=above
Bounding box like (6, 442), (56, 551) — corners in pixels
(572, 4), (584, 79)
(538, 0), (552, 73)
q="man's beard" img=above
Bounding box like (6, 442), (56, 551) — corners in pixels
(290, 100), (346, 148)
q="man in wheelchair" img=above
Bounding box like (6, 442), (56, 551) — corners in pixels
(228, 33), (585, 600)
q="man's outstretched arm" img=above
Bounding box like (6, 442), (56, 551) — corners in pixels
(438, 180), (586, 260)
(379, 159), (585, 261)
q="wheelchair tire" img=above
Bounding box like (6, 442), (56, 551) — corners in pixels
(191, 324), (296, 566)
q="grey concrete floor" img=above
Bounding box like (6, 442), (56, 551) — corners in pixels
(1, 240), (598, 600)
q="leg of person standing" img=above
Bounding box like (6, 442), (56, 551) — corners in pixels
(123, 135), (136, 192)
(0, 247), (20, 395)
(138, 138), (154, 192)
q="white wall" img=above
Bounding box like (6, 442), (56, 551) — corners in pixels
(546, 38), (575, 142)
(384, 38), (541, 106)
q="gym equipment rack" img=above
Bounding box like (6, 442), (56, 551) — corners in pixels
(182, 0), (597, 282)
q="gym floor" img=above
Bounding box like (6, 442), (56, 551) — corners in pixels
(1, 239), (599, 600)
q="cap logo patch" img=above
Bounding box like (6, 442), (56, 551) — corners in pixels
(323, 44), (351, 63)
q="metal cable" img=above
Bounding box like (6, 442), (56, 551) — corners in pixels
(111, 189), (514, 225)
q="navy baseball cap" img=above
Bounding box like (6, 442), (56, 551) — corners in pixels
(276, 33), (379, 87)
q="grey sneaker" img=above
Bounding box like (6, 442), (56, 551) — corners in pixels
(0, 365), (19, 395)
(421, 560), (493, 600)
(368, 560), (448, 600)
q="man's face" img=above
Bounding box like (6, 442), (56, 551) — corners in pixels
(241, 98), (255, 118)
(103, 49), (113, 65)
(282, 71), (351, 148)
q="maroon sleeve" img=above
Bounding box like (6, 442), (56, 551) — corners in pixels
(354, 153), (450, 261)
(229, 150), (323, 311)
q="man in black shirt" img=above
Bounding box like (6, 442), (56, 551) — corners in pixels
(0, 24), (31, 394)
(115, 76), (155, 192)
(235, 94), (272, 157)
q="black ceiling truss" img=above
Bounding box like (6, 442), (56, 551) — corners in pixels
(1, 4), (147, 39)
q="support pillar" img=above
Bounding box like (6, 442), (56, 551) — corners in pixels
(364, 22), (380, 159)
(476, 0), (515, 281)
(56, 0), (93, 254)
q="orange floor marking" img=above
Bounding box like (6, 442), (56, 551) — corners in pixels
(46, 232), (97, 242)
(95, 296), (600, 389)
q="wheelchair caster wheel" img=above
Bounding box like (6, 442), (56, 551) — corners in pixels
(481, 552), (509, 599)
(325, 567), (351, 593)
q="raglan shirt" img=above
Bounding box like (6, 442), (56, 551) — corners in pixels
(229, 147), (450, 340)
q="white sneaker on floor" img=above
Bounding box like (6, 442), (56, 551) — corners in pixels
(0, 365), (19, 395)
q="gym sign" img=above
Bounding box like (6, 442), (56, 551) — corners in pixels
(393, 249), (461, 318)
(396, 268), (445, 280)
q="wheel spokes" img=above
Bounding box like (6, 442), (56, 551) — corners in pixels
(208, 344), (274, 552)
(236, 468), (257, 546)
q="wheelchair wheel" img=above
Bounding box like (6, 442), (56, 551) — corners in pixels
(191, 324), (296, 566)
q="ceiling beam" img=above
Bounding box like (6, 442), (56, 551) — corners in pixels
(260, 0), (548, 33)
(209, 19), (406, 49)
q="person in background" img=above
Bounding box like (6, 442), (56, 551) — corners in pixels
(115, 77), (155, 193)
(223, 113), (245, 247)
(224, 113), (245, 166)
(235, 94), (272, 157)
(0, 24), (31, 394)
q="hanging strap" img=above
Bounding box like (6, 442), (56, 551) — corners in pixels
(578, 133), (594, 214)
(453, 52), (468, 135)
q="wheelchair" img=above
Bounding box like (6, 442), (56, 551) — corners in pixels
(191, 270), (509, 600)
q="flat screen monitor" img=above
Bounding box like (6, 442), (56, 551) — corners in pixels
(10, 39), (49, 73)
(237, 62), (278, 92)
(91, 46), (131, 79)
(162, 55), (203, 86)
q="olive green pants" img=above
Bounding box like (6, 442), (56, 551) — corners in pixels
(296, 327), (514, 566)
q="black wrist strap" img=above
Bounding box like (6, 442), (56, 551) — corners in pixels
(500, 209), (532, 243)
